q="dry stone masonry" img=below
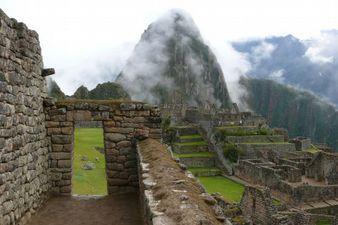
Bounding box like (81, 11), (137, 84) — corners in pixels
(0, 9), (50, 225)
(0, 9), (164, 224)
(2, 6), (338, 225)
(45, 99), (161, 195)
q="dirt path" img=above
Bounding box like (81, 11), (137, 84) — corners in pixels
(27, 193), (142, 225)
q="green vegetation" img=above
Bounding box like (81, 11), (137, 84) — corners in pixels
(161, 116), (171, 131)
(215, 126), (272, 139)
(174, 141), (207, 146)
(272, 199), (281, 206)
(174, 152), (215, 158)
(198, 176), (245, 203)
(72, 82), (130, 100)
(316, 218), (332, 225)
(189, 167), (221, 173)
(241, 77), (338, 151)
(48, 79), (66, 100)
(223, 143), (239, 163)
(240, 142), (289, 145)
(305, 144), (320, 153)
(72, 128), (107, 195)
(180, 134), (202, 139)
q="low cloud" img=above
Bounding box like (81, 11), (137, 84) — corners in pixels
(210, 42), (251, 110)
(305, 30), (338, 65)
(251, 41), (276, 66)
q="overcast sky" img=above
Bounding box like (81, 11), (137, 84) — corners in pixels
(1, 0), (338, 94)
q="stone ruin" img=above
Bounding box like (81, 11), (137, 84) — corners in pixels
(162, 91), (338, 224)
(1, 7), (338, 225)
(0, 9), (232, 225)
(241, 185), (337, 225)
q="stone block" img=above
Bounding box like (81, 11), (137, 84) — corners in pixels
(61, 127), (73, 135)
(52, 135), (72, 144)
(50, 152), (71, 160)
(107, 178), (129, 186)
(103, 120), (115, 127)
(60, 185), (71, 193)
(117, 141), (131, 148)
(105, 133), (126, 142)
(58, 160), (71, 168)
(74, 110), (91, 121)
(104, 127), (133, 134)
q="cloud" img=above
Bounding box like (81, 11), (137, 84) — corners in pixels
(269, 69), (285, 82)
(118, 9), (232, 107)
(210, 42), (251, 110)
(251, 41), (276, 66)
(53, 43), (135, 95)
(305, 30), (338, 65)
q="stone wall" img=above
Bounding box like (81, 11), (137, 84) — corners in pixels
(241, 186), (338, 225)
(240, 185), (276, 225)
(0, 9), (50, 225)
(224, 135), (284, 144)
(290, 137), (311, 151)
(74, 120), (102, 128)
(237, 143), (296, 160)
(137, 138), (226, 225)
(306, 151), (338, 185)
(235, 159), (338, 205)
(45, 99), (161, 195)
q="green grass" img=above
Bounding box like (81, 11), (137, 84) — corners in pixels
(198, 176), (244, 203)
(189, 167), (221, 173)
(316, 219), (332, 225)
(174, 141), (207, 146)
(180, 134), (202, 139)
(174, 152), (215, 158)
(72, 128), (107, 195)
(305, 144), (320, 153)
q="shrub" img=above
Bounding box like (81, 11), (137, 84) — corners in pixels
(161, 116), (171, 131)
(224, 144), (239, 163)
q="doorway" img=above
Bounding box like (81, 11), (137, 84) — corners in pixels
(72, 122), (107, 195)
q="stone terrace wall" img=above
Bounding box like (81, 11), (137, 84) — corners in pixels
(0, 9), (50, 225)
(44, 99), (161, 195)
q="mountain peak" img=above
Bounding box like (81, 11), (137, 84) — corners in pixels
(117, 9), (231, 108)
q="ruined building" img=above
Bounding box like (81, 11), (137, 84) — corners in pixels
(1, 7), (338, 225)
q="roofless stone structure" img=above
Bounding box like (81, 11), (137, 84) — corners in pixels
(0, 9), (227, 225)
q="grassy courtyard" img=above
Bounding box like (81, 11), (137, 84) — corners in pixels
(72, 128), (107, 195)
(198, 176), (244, 203)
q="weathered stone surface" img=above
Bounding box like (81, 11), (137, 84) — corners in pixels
(105, 133), (126, 142)
(0, 9), (50, 225)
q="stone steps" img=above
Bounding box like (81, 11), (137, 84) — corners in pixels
(175, 152), (216, 168)
(172, 141), (208, 154)
(177, 134), (204, 143)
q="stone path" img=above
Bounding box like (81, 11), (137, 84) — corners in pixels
(27, 193), (142, 225)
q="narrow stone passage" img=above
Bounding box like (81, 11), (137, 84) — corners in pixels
(27, 193), (142, 225)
